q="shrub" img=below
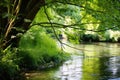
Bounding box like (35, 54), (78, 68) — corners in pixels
(0, 47), (22, 80)
(80, 34), (99, 42)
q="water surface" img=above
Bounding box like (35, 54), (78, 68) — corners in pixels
(28, 43), (120, 80)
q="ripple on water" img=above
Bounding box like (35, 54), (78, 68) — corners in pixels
(55, 55), (83, 80)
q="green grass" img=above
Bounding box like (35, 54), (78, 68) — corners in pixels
(18, 26), (70, 70)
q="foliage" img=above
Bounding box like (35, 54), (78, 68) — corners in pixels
(1, 0), (120, 48)
(0, 46), (23, 80)
(51, 4), (81, 24)
(103, 30), (120, 42)
(50, 0), (120, 38)
(80, 33), (99, 42)
(65, 30), (79, 44)
(0, 0), (120, 79)
(18, 26), (69, 70)
(36, 0), (120, 44)
(0, 0), (45, 48)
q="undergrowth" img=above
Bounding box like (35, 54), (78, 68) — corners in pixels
(0, 46), (24, 80)
(18, 26), (70, 70)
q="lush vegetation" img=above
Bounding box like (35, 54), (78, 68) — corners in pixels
(0, 47), (24, 80)
(18, 26), (69, 70)
(80, 33), (99, 42)
(0, 0), (120, 80)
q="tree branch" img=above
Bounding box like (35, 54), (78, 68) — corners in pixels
(31, 21), (118, 33)
(43, 6), (64, 50)
(45, 0), (105, 14)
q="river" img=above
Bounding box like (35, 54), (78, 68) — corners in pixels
(27, 42), (120, 80)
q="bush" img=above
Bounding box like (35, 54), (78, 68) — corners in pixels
(0, 47), (22, 80)
(18, 26), (69, 70)
(80, 34), (99, 42)
(0, 61), (20, 80)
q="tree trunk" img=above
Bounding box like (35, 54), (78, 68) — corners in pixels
(0, 0), (45, 49)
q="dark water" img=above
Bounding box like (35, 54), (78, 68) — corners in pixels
(28, 43), (120, 80)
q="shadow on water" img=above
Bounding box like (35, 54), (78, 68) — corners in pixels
(28, 42), (120, 80)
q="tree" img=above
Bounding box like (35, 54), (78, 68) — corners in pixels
(0, 0), (45, 48)
(38, 0), (120, 43)
(0, 0), (120, 49)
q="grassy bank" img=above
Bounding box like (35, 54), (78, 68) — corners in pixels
(18, 26), (70, 70)
(0, 26), (70, 80)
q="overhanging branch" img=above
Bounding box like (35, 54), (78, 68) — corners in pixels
(45, 0), (105, 13)
(31, 21), (117, 32)
(44, 6), (64, 50)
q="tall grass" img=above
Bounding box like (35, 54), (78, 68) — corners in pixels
(18, 26), (69, 70)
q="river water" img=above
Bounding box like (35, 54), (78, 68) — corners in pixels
(28, 42), (120, 80)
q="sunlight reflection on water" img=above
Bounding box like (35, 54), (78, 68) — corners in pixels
(28, 43), (120, 80)
(55, 42), (120, 80)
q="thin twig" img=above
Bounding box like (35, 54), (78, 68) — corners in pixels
(44, 6), (64, 50)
